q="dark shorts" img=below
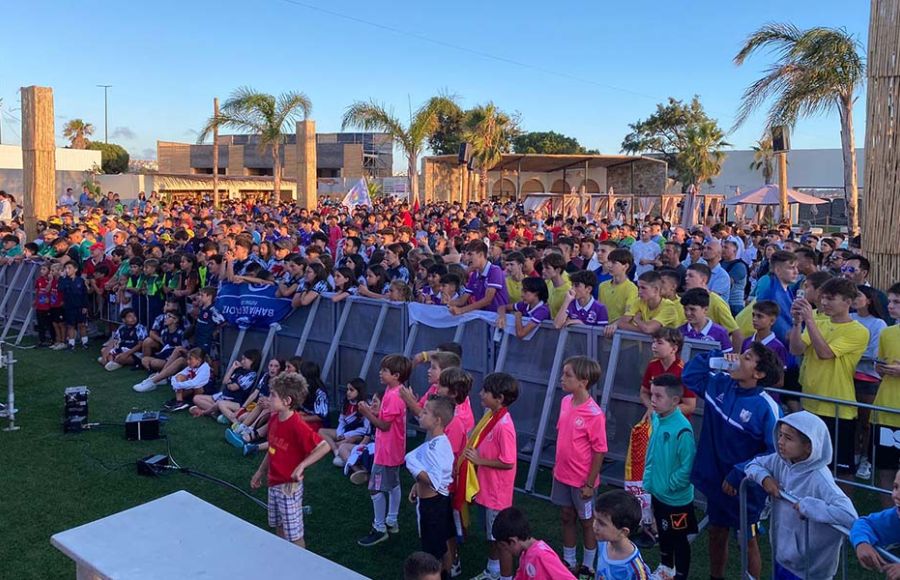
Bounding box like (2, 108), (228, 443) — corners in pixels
(49, 307), (64, 323)
(417, 493), (453, 561)
(855, 377), (881, 398)
(817, 414), (856, 472)
(63, 308), (86, 326)
(871, 424), (900, 471)
(705, 489), (762, 533)
(651, 496), (698, 539)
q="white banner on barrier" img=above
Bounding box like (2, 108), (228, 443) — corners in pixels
(405, 303), (537, 341)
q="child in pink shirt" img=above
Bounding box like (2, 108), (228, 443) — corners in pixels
(356, 353), (412, 547)
(400, 350), (461, 416)
(553, 356), (608, 577)
(492, 507), (576, 580)
(461, 372), (519, 580)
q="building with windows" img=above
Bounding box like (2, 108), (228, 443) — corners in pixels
(157, 132), (392, 179)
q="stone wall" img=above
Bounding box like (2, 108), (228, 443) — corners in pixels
(607, 159), (667, 194)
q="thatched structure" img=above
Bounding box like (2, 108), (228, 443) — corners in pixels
(863, 0), (900, 289)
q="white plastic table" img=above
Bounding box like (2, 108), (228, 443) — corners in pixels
(51, 490), (369, 579)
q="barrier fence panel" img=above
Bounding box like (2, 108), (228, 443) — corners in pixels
(334, 297), (407, 394)
(273, 297), (337, 390)
(0, 261), (40, 344)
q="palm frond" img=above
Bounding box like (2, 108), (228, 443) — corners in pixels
(734, 22), (804, 66)
(342, 100), (411, 152)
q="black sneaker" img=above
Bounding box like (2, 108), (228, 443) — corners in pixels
(169, 401), (190, 412)
(163, 398), (179, 410)
(575, 565), (595, 580)
(357, 528), (389, 547)
(82, 342), (90, 350)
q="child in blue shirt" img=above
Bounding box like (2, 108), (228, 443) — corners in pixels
(592, 489), (651, 580)
(852, 468), (900, 576)
(682, 345), (783, 580)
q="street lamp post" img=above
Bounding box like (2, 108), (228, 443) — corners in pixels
(96, 84), (112, 144)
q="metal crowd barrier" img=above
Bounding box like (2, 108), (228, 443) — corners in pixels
(738, 478), (900, 580)
(0, 261), (41, 345)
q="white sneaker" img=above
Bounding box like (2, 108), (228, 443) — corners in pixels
(652, 564), (676, 580)
(104, 361), (122, 371)
(133, 379), (156, 393)
(856, 458), (873, 480)
(333, 456), (345, 467)
(97, 356), (104, 364)
(51, 343), (66, 351)
(154, 377), (169, 386)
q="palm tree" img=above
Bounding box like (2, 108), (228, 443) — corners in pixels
(63, 119), (94, 149)
(464, 103), (518, 200)
(749, 137), (775, 184)
(342, 95), (459, 205)
(677, 121), (729, 193)
(198, 87), (311, 198)
(733, 23), (865, 235)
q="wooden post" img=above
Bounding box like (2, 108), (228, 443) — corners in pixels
(20, 86), (55, 239)
(212, 97), (220, 208)
(296, 119), (317, 209)
(863, 0), (900, 289)
(777, 152), (789, 223)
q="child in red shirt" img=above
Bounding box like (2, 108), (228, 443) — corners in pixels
(250, 372), (329, 548)
(640, 327), (695, 417)
(34, 263), (55, 347)
(492, 507), (576, 580)
(357, 353), (413, 547)
(553, 356), (607, 577)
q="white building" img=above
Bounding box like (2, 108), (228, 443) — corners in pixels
(0, 144), (102, 199)
(703, 148), (864, 198)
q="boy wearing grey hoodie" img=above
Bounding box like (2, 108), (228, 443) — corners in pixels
(745, 411), (858, 579)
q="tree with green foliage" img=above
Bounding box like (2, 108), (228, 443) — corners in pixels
(198, 86), (312, 198)
(87, 142), (130, 174)
(749, 137), (775, 184)
(733, 24), (864, 235)
(63, 119), (94, 149)
(677, 122), (729, 193)
(621, 96), (727, 190)
(427, 106), (466, 155)
(513, 131), (596, 154)
(342, 95), (460, 204)
(464, 103), (519, 199)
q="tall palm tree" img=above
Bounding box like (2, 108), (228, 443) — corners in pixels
(733, 23), (865, 235)
(677, 121), (729, 193)
(63, 119), (94, 149)
(198, 87), (311, 198)
(749, 137), (775, 184)
(342, 95), (459, 205)
(464, 102), (518, 200)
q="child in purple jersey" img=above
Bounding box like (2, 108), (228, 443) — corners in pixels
(741, 300), (789, 369)
(554, 270), (609, 329)
(679, 288), (732, 352)
(449, 240), (509, 314)
(497, 277), (550, 339)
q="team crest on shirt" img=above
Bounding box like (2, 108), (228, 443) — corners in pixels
(526, 563), (536, 577)
(586, 312), (597, 323)
(716, 393), (725, 403)
(739, 409), (752, 423)
(575, 417), (585, 428)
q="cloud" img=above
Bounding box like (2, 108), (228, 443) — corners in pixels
(111, 126), (136, 140)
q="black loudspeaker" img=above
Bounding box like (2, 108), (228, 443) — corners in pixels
(458, 143), (473, 165)
(772, 125), (790, 152)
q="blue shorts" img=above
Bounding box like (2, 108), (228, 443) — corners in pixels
(705, 489), (762, 533)
(63, 308), (86, 326)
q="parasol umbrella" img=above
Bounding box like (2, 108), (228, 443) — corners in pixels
(725, 184), (827, 206)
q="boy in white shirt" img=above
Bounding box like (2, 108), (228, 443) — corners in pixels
(407, 396), (457, 575)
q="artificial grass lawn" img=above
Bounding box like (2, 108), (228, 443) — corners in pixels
(0, 342), (884, 579)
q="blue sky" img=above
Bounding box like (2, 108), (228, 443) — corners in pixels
(0, 0), (869, 167)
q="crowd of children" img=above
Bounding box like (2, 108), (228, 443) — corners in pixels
(4, 193), (900, 578)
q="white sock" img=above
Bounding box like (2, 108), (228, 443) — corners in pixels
(583, 547), (597, 569)
(563, 546), (577, 567)
(371, 493), (387, 532)
(81, 335), (88, 345)
(68, 338), (75, 347)
(486, 558), (500, 575)
(387, 485), (401, 524)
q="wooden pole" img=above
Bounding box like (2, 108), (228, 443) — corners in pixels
(778, 152), (789, 223)
(20, 86), (55, 240)
(212, 97), (220, 209)
(863, 0), (900, 289)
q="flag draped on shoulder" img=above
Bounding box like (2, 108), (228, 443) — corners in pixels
(342, 178), (372, 209)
